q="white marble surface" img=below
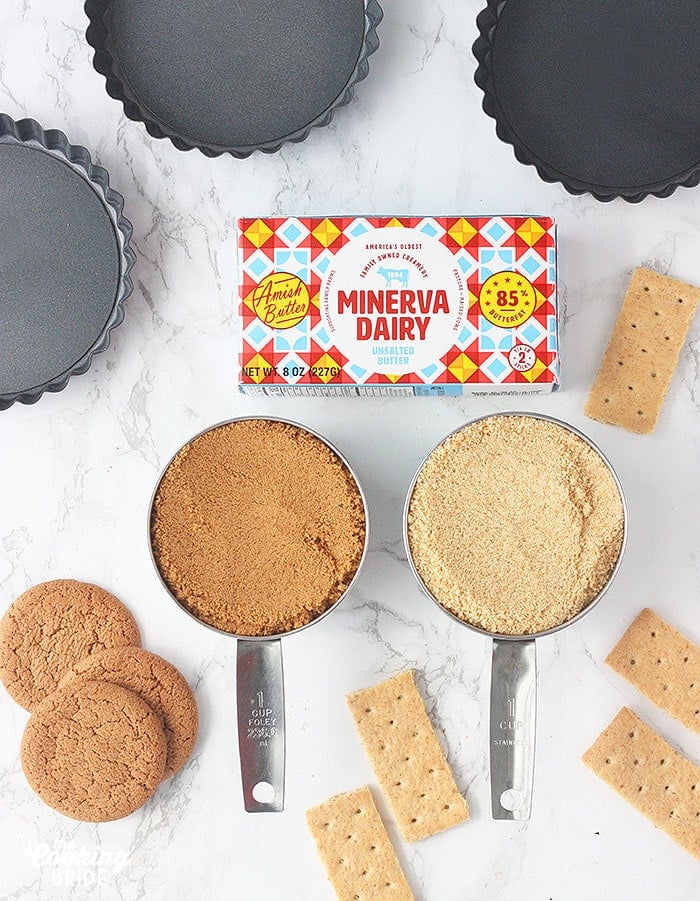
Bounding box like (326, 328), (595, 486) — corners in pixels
(1, 1), (699, 898)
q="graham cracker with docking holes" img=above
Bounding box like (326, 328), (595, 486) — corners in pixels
(346, 670), (469, 842)
(585, 267), (700, 434)
(582, 707), (700, 860)
(306, 786), (414, 901)
(606, 608), (700, 734)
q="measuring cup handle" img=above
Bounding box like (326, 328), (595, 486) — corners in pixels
(236, 639), (286, 812)
(489, 638), (536, 820)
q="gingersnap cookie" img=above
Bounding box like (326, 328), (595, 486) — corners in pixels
(0, 579), (140, 710)
(59, 647), (198, 779)
(21, 680), (166, 822)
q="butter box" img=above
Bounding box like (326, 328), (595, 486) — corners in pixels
(237, 216), (559, 395)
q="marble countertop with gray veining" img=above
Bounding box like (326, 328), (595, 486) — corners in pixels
(0, 1), (698, 899)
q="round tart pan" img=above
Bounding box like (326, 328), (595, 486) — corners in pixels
(85, 0), (383, 158)
(473, 0), (700, 202)
(0, 115), (135, 410)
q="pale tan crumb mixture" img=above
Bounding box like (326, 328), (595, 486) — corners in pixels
(150, 420), (366, 637)
(407, 416), (625, 635)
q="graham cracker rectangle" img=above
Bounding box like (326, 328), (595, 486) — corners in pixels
(306, 786), (414, 901)
(606, 608), (700, 734)
(585, 267), (700, 434)
(582, 707), (700, 860)
(346, 670), (469, 842)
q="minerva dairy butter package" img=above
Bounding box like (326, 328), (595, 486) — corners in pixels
(237, 216), (559, 395)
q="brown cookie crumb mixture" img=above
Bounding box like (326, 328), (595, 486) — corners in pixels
(150, 420), (366, 636)
(408, 416), (625, 636)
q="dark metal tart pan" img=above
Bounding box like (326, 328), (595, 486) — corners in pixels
(0, 115), (135, 410)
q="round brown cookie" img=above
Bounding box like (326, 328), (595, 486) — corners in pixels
(21, 679), (166, 821)
(59, 647), (198, 779)
(0, 579), (141, 710)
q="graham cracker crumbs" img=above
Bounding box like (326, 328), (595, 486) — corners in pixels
(150, 420), (366, 637)
(407, 415), (625, 636)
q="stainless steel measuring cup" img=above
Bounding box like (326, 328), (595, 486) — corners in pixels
(403, 411), (627, 820)
(148, 416), (369, 813)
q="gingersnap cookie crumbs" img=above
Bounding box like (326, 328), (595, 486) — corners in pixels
(408, 416), (624, 635)
(150, 420), (366, 637)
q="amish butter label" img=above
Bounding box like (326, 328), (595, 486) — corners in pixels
(237, 216), (559, 396)
(253, 272), (310, 328)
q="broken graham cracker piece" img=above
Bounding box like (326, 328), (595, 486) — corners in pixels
(585, 267), (700, 434)
(582, 708), (700, 860)
(306, 787), (414, 901)
(606, 608), (700, 734)
(347, 670), (469, 842)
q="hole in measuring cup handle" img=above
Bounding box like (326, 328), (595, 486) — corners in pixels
(252, 781), (276, 804)
(499, 788), (524, 812)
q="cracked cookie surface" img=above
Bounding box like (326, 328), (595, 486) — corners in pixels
(59, 647), (198, 778)
(21, 680), (166, 821)
(0, 579), (141, 710)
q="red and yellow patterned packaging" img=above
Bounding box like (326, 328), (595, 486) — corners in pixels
(237, 216), (559, 395)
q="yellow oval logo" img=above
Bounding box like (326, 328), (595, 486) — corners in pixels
(252, 272), (310, 329)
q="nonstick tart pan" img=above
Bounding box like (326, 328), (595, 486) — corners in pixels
(0, 115), (135, 410)
(85, 0), (383, 158)
(404, 412), (627, 820)
(473, 0), (700, 202)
